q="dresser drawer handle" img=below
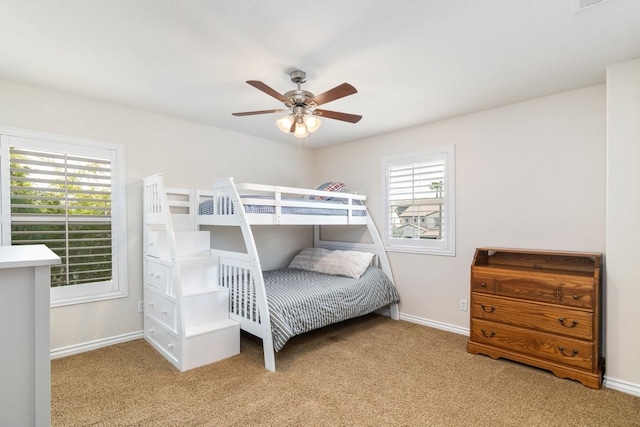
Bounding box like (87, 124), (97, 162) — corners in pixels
(480, 329), (496, 338)
(480, 304), (496, 313)
(480, 282), (487, 288)
(558, 318), (579, 328)
(572, 295), (582, 300)
(557, 346), (579, 357)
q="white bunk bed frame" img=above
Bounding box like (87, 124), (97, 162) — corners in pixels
(143, 174), (399, 372)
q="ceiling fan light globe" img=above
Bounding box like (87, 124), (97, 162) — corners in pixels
(276, 115), (294, 133)
(294, 122), (309, 138)
(304, 115), (321, 133)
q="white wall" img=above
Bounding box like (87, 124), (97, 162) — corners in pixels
(3, 74), (637, 394)
(0, 78), (315, 352)
(314, 85), (606, 333)
(605, 58), (640, 392)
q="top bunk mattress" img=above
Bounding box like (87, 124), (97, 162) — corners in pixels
(198, 195), (367, 217)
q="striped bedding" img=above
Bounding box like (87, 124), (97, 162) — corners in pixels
(261, 266), (400, 351)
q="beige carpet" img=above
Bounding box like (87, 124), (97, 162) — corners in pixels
(52, 314), (640, 426)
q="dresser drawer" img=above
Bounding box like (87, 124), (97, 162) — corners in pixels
(146, 260), (170, 293)
(145, 315), (180, 363)
(472, 270), (594, 308)
(471, 273), (495, 293)
(145, 288), (177, 331)
(559, 283), (594, 309)
(493, 275), (561, 304)
(471, 294), (593, 340)
(472, 273), (563, 303)
(471, 319), (594, 370)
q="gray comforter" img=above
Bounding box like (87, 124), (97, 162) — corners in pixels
(262, 266), (400, 351)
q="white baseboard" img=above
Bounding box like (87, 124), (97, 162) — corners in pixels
(50, 330), (144, 359)
(603, 376), (640, 397)
(399, 312), (470, 336)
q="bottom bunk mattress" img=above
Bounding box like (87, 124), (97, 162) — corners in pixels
(261, 266), (400, 352)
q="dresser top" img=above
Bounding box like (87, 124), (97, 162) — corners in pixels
(0, 245), (61, 269)
(475, 247), (602, 258)
(473, 247), (602, 276)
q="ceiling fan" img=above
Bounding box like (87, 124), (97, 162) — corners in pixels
(232, 70), (362, 138)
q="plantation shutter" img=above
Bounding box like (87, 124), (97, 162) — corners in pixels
(388, 159), (445, 240)
(9, 147), (113, 287)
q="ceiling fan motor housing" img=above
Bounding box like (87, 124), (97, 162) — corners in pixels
(284, 89), (314, 107)
(290, 69), (307, 84)
(284, 70), (314, 107)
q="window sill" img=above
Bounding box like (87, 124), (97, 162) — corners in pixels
(50, 289), (128, 308)
(385, 246), (456, 257)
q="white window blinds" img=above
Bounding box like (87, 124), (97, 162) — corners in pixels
(9, 147), (113, 287)
(388, 160), (445, 240)
(383, 147), (455, 256)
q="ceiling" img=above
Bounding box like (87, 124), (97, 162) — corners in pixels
(1, 0), (640, 147)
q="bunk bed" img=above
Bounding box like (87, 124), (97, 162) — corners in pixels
(143, 174), (400, 372)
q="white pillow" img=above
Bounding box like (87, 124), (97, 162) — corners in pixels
(288, 247), (375, 279)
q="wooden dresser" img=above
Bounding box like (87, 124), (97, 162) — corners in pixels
(467, 247), (604, 389)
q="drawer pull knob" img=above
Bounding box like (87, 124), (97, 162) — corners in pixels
(480, 329), (496, 338)
(572, 295), (582, 300)
(557, 346), (579, 357)
(480, 282), (487, 288)
(480, 304), (496, 313)
(558, 318), (579, 328)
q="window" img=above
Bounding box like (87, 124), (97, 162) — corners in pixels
(0, 128), (127, 306)
(382, 146), (455, 256)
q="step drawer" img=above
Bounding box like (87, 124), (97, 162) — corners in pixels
(145, 288), (177, 331)
(471, 294), (593, 340)
(145, 315), (180, 364)
(470, 319), (594, 370)
(146, 260), (170, 293)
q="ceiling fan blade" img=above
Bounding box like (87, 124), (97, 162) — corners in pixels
(232, 109), (285, 116)
(313, 109), (362, 123)
(308, 83), (357, 106)
(246, 80), (289, 103)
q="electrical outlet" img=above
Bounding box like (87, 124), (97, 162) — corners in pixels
(459, 299), (468, 311)
(137, 300), (144, 313)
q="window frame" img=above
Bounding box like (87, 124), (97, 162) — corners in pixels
(0, 126), (128, 307)
(382, 146), (455, 256)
